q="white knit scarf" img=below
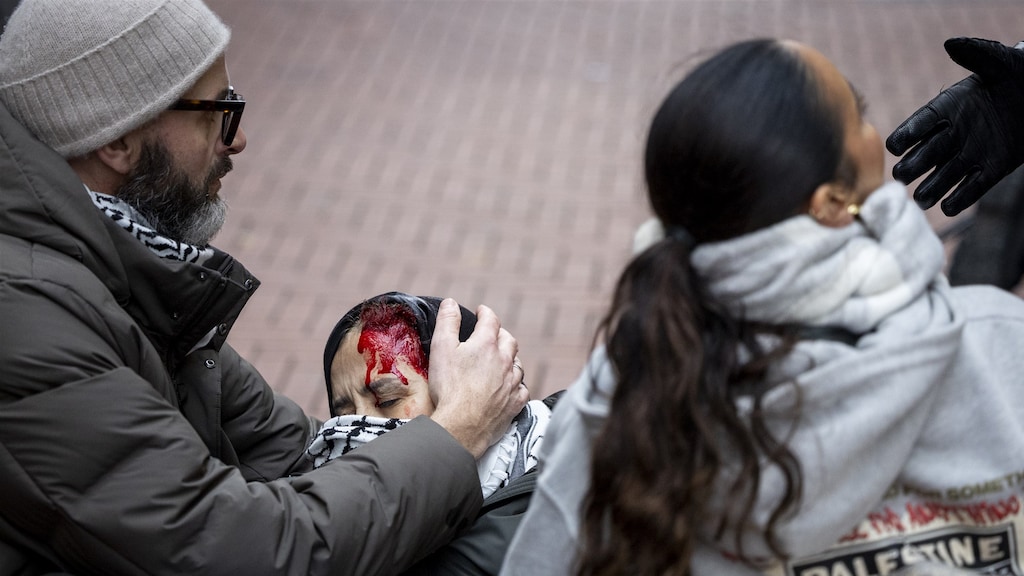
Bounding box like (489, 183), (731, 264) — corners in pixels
(635, 181), (946, 333)
(696, 181), (945, 332)
(306, 400), (552, 499)
(89, 189), (215, 265)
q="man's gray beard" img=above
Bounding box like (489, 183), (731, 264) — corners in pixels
(115, 140), (231, 247)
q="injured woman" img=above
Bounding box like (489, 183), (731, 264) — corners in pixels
(306, 291), (558, 575)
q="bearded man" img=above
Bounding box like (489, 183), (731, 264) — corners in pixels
(0, 1), (527, 573)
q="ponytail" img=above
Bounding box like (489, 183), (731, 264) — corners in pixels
(577, 237), (801, 575)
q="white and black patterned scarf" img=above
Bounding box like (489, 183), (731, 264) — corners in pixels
(89, 189), (215, 265)
(306, 400), (552, 498)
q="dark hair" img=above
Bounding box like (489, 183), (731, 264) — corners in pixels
(323, 292), (477, 417)
(578, 39), (849, 575)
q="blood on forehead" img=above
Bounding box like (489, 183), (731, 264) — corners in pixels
(357, 301), (429, 387)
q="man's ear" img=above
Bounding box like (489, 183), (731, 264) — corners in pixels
(808, 182), (859, 227)
(93, 134), (139, 176)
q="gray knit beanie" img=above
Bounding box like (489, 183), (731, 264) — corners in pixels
(0, 0), (230, 158)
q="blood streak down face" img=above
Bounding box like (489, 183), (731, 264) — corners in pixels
(357, 301), (429, 391)
(326, 295), (454, 419)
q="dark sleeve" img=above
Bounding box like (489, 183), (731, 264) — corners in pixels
(289, 417), (485, 574)
(215, 344), (320, 479)
(401, 393), (563, 575)
(402, 468), (539, 576)
(0, 278), (482, 575)
(2, 375), (482, 575)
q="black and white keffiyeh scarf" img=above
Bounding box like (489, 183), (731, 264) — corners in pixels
(306, 400), (552, 498)
(89, 189), (215, 265)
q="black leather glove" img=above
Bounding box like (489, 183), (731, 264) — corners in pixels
(886, 37), (1024, 216)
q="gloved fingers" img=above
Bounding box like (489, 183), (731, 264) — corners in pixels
(912, 156), (968, 210)
(891, 118), (954, 185)
(886, 104), (940, 156)
(944, 37), (1014, 80)
(940, 168), (995, 216)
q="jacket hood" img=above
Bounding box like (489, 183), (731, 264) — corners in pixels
(0, 100), (131, 300)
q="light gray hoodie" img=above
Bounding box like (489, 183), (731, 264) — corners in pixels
(501, 182), (1024, 576)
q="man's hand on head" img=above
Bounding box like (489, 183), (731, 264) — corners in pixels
(427, 299), (528, 460)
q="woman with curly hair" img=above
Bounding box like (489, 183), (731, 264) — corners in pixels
(500, 38), (1024, 576)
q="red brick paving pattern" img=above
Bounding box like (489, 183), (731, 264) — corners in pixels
(206, 0), (1023, 420)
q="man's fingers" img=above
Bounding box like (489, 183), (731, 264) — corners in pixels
(886, 106), (940, 156)
(432, 298), (463, 350)
(888, 77), (972, 166)
(497, 327), (517, 367)
(471, 304), (502, 342)
(941, 170), (993, 216)
(506, 357), (530, 420)
(427, 298), (462, 404)
(945, 37), (1008, 80)
(513, 379), (530, 407)
(912, 158), (968, 211)
(891, 123), (955, 190)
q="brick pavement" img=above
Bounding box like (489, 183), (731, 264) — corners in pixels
(205, 0), (1024, 420)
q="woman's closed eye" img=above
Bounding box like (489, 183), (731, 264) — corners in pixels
(375, 398), (400, 409)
